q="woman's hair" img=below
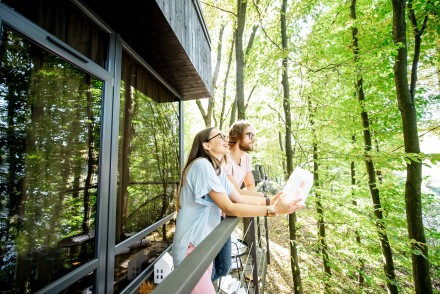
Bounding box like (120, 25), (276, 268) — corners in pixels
(175, 127), (226, 211)
(228, 120), (252, 146)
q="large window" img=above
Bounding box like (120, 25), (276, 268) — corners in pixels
(113, 52), (179, 291)
(0, 26), (103, 293)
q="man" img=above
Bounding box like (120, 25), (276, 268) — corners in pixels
(226, 120), (265, 197)
(211, 120), (265, 283)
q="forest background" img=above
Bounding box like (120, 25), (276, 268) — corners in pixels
(182, 0), (439, 293)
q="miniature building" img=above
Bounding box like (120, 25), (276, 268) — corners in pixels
(154, 252), (174, 284)
(127, 251), (149, 281)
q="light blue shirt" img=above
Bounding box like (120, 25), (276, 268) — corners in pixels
(172, 158), (234, 266)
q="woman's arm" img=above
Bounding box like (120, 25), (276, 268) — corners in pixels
(209, 187), (304, 217)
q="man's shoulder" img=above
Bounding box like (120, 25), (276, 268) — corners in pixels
(241, 153), (251, 159)
(241, 153), (252, 163)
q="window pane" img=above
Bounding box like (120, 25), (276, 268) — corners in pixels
(0, 27), (102, 292)
(113, 52), (179, 290)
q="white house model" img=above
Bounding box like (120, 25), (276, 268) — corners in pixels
(127, 250), (149, 281)
(154, 252), (174, 284)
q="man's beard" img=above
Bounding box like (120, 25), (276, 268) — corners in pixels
(239, 141), (254, 152)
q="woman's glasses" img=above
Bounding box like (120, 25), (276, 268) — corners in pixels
(206, 133), (228, 142)
(245, 132), (256, 140)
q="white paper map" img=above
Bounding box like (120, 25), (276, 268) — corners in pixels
(282, 166), (313, 205)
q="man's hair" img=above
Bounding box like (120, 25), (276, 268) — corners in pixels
(228, 120), (252, 146)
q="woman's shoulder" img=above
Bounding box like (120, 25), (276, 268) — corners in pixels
(189, 157), (212, 172)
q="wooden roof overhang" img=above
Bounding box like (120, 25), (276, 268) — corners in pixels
(83, 0), (212, 101)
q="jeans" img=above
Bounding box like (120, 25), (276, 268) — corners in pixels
(211, 235), (232, 281)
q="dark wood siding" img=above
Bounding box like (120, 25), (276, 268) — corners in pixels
(83, 0), (212, 100)
(155, 0), (212, 99)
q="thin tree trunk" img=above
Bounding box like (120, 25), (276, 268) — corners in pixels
(219, 33), (235, 130)
(351, 134), (365, 288)
(280, 0), (302, 292)
(407, 0), (428, 102)
(196, 24), (226, 127)
(350, 1), (398, 292)
(391, 0), (433, 292)
(309, 99), (332, 288)
(83, 74), (94, 233)
(236, 0), (251, 239)
(116, 82), (133, 242)
(235, 0), (246, 120)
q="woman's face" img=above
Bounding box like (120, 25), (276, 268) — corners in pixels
(204, 129), (230, 159)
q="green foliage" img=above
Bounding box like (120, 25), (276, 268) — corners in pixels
(197, 0), (440, 291)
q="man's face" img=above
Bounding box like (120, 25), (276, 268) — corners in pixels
(239, 126), (256, 152)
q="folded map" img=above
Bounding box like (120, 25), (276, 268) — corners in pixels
(282, 166), (313, 205)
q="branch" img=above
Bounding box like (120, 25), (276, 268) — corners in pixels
(267, 103), (286, 125)
(212, 24), (226, 95)
(200, 1), (236, 17)
(244, 24), (259, 62)
(392, 125), (440, 151)
(196, 99), (207, 119)
(253, 0), (281, 50)
(408, 0), (430, 37)
(245, 83), (258, 110)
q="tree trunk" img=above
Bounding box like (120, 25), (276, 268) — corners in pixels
(196, 24), (225, 127)
(351, 157), (365, 288)
(310, 109), (332, 288)
(280, 0), (303, 292)
(235, 0), (246, 120)
(350, 1), (398, 292)
(83, 74), (94, 233)
(391, 0), (433, 292)
(116, 82), (133, 242)
(219, 34), (235, 130)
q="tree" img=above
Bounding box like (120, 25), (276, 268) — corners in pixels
(390, 0), (433, 291)
(195, 24), (225, 127)
(235, 0), (247, 120)
(280, 0), (303, 292)
(350, 1), (398, 292)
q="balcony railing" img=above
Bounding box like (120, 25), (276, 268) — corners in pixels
(152, 215), (270, 294)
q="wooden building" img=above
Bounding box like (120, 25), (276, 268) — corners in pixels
(0, 0), (211, 292)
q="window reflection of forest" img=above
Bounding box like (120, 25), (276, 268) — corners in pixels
(117, 52), (179, 241)
(113, 52), (179, 290)
(0, 27), (102, 292)
(0, 25), (180, 293)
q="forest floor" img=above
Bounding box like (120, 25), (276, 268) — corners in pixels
(264, 215), (297, 294)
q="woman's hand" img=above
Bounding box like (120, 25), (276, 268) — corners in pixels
(273, 193), (305, 215)
(269, 191), (283, 205)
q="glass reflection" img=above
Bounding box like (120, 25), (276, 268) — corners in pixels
(114, 52), (179, 290)
(0, 27), (102, 292)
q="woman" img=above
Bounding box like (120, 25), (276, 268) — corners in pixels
(172, 127), (304, 293)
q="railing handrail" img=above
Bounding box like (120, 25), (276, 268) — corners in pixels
(152, 217), (240, 293)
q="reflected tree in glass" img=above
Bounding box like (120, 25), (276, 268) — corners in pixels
(0, 27), (102, 292)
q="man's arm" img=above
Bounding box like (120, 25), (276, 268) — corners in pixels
(227, 174), (263, 197)
(243, 171), (257, 192)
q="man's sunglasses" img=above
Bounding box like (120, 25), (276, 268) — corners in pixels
(206, 133), (228, 142)
(245, 132), (256, 140)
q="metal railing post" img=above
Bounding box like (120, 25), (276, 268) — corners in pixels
(265, 216), (270, 264)
(249, 217), (260, 293)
